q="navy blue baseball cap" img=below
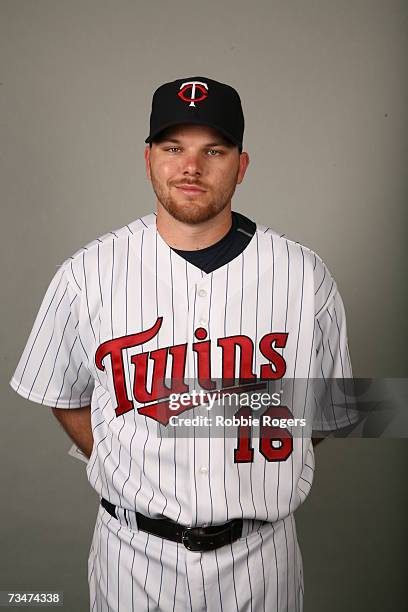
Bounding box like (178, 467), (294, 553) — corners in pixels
(145, 77), (245, 152)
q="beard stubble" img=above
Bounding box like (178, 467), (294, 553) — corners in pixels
(150, 168), (239, 225)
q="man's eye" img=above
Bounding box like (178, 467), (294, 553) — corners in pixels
(207, 149), (221, 156)
(166, 147), (181, 153)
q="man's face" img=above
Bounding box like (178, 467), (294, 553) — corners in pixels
(145, 124), (249, 224)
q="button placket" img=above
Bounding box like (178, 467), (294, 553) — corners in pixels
(189, 279), (213, 524)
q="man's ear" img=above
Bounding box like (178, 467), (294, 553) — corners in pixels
(144, 145), (151, 180)
(237, 152), (250, 185)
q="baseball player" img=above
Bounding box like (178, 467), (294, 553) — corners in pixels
(10, 76), (355, 611)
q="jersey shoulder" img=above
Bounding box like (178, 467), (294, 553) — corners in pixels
(69, 212), (156, 260)
(58, 212), (156, 292)
(256, 222), (339, 316)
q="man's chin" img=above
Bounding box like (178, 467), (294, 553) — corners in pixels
(164, 201), (222, 225)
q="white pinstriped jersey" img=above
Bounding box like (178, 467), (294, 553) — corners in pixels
(10, 212), (353, 527)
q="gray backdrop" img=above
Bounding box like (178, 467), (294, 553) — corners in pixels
(1, 1), (407, 610)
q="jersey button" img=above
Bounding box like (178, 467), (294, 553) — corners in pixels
(199, 318), (207, 326)
(199, 466), (208, 475)
(198, 289), (207, 298)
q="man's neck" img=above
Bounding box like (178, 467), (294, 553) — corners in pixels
(156, 203), (233, 251)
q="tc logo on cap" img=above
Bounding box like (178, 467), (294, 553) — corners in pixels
(178, 81), (208, 107)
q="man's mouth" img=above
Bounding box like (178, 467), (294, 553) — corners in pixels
(174, 184), (206, 195)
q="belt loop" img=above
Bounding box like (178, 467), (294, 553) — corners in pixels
(115, 505), (139, 531)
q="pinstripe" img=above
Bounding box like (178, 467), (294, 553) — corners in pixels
(15, 274), (66, 392)
(101, 416), (117, 500)
(284, 240), (290, 334)
(78, 374), (92, 405)
(244, 538), (253, 612)
(248, 234), (259, 520)
(346, 342), (352, 373)
(283, 519), (289, 611)
(153, 229), (166, 518)
(229, 541), (239, 611)
(299, 271), (316, 467)
(130, 532), (136, 612)
(258, 530), (266, 612)
(116, 523), (122, 612)
(207, 274), (214, 524)
(172, 542), (179, 612)
(83, 252), (96, 341)
(77, 327), (91, 363)
(288, 245), (305, 513)
(89, 524), (97, 611)
(110, 240), (115, 339)
(199, 554), (207, 610)
(299, 474), (312, 486)
(214, 549), (224, 612)
(143, 534), (151, 610)
(223, 265), (229, 519)
(97, 243), (104, 307)
(55, 330), (79, 405)
(41, 310), (73, 401)
(27, 286), (69, 398)
(236, 255), (244, 519)
(185, 562), (193, 612)
(315, 280), (335, 316)
(333, 304), (347, 381)
(157, 538), (164, 608)
(111, 237), (130, 506)
(96, 513), (103, 612)
(70, 260), (82, 291)
(170, 250), (182, 523)
(192, 285), (198, 524)
(133, 231), (148, 512)
(315, 263), (326, 295)
(263, 234), (275, 522)
(224, 262), (239, 612)
(325, 311), (337, 368)
(316, 319), (328, 380)
(105, 516), (113, 610)
(275, 241), (291, 522)
(290, 512), (298, 611)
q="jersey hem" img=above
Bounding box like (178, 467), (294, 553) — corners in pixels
(9, 376), (92, 409)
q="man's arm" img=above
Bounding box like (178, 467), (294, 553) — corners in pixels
(52, 406), (93, 459)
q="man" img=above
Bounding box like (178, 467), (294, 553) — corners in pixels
(10, 76), (354, 611)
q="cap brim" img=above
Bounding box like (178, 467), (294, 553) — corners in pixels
(145, 119), (241, 149)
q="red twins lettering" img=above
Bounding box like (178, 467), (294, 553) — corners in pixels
(95, 316), (288, 418)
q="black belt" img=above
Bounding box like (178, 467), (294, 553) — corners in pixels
(101, 498), (243, 552)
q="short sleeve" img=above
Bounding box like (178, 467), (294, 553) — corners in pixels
(312, 288), (359, 431)
(9, 262), (94, 408)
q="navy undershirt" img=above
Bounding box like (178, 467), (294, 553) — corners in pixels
(172, 211), (256, 273)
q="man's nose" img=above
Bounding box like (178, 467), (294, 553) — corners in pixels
(182, 152), (202, 175)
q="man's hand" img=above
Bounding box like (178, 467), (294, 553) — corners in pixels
(52, 405), (93, 459)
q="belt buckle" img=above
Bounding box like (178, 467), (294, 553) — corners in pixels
(182, 526), (206, 552)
